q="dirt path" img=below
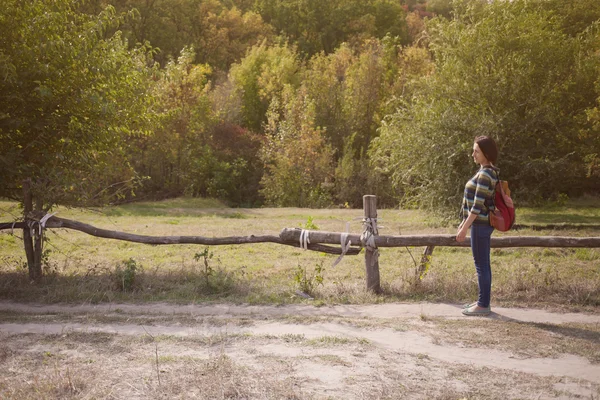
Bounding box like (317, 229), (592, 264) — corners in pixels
(2, 301), (600, 324)
(1, 301), (599, 399)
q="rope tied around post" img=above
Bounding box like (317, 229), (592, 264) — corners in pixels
(26, 212), (57, 251)
(361, 217), (378, 249)
(28, 212), (57, 236)
(361, 217), (379, 266)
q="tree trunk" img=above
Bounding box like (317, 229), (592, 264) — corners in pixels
(22, 180), (38, 280)
(33, 197), (44, 278)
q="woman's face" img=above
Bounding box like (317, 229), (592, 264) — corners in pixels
(472, 143), (489, 166)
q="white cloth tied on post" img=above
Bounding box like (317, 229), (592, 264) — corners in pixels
(299, 229), (310, 250)
(39, 212), (56, 234)
(332, 231), (352, 267)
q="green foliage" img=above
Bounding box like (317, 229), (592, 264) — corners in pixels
(85, 0), (274, 70)
(39, 248), (58, 276)
(555, 193), (570, 208)
(229, 41), (302, 131)
(334, 136), (380, 208)
(301, 38), (409, 207)
(304, 36), (407, 155)
(293, 261), (324, 296)
(342, 39), (386, 153)
(303, 44), (353, 153)
(331, 38), (393, 206)
(0, 0), (155, 210)
(426, 0), (453, 18)
(372, 0), (600, 214)
(133, 47), (263, 205)
(419, 254), (432, 281)
(198, 123), (264, 206)
(253, 0), (409, 56)
(133, 47), (213, 196)
(115, 258), (138, 291)
(542, 0), (600, 37)
(3, 0), (599, 216)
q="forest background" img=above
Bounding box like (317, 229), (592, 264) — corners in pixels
(1, 0), (600, 216)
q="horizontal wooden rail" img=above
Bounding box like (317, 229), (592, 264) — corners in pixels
(0, 217), (360, 256)
(279, 228), (600, 248)
(513, 223), (600, 231)
(2, 219), (600, 255)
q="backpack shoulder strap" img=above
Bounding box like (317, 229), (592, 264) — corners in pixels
(483, 166), (499, 210)
(491, 166), (499, 182)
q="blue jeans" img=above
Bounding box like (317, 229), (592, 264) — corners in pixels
(470, 224), (494, 308)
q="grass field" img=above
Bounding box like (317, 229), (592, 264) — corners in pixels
(1, 198), (599, 309)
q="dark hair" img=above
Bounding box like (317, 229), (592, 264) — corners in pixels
(475, 136), (498, 165)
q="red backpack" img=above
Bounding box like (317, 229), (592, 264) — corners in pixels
(489, 176), (515, 232)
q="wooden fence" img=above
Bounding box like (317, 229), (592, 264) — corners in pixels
(2, 195), (600, 292)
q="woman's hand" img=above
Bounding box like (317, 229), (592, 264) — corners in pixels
(456, 226), (468, 242)
(457, 213), (476, 242)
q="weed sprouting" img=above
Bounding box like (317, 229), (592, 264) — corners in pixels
(115, 258), (138, 291)
(41, 248), (59, 275)
(282, 333), (305, 343)
(193, 247), (236, 294)
(194, 247), (214, 288)
(293, 261), (324, 296)
(575, 248), (599, 261)
(299, 216), (319, 230)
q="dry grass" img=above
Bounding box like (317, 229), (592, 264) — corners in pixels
(1, 199), (599, 309)
(0, 334), (304, 399)
(2, 326), (594, 400)
(0, 310), (258, 329)
(422, 317), (600, 364)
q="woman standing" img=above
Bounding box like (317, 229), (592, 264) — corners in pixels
(456, 136), (499, 316)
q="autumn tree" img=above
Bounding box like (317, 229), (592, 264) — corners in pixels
(302, 44), (354, 153)
(132, 47), (264, 204)
(95, 0), (274, 70)
(133, 48), (214, 197)
(253, 0), (409, 56)
(260, 87), (334, 207)
(228, 41), (302, 132)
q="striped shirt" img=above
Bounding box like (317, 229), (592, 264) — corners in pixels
(461, 166), (499, 224)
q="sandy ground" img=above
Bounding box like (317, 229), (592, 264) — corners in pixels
(0, 301), (599, 399)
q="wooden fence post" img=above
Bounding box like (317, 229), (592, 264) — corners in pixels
(363, 195), (381, 293)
